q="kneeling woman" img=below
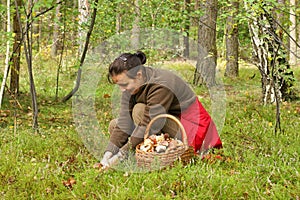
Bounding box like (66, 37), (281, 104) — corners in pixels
(99, 51), (222, 168)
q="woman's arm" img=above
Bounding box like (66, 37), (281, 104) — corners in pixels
(105, 91), (134, 154)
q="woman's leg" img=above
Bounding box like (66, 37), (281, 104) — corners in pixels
(132, 103), (145, 125)
(108, 119), (118, 134)
(161, 117), (182, 140)
(108, 103), (145, 135)
(132, 103), (181, 139)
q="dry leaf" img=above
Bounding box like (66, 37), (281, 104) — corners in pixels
(62, 177), (76, 189)
(103, 94), (111, 98)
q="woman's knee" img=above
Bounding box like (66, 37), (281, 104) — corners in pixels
(132, 103), (146, 125)
(108, 118), (118, 134)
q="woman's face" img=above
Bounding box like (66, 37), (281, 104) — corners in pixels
(112, 71), (144, 95)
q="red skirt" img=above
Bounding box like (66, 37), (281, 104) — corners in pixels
(180, 98), (222, 153)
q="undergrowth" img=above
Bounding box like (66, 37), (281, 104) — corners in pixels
(0, 59), (299, 199)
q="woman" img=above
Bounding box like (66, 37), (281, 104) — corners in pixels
(98, 51), (222, 168)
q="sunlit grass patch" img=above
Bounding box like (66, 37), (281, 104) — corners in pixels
(0, 59), (299, 199)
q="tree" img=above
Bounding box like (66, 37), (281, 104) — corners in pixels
(51, 0), (62, 57)
(0, 0), (11, 108)
(78, 0), (90, 57)
(289, 0), (297, 66)
(183, 0), (191, 58)
(224, 0), (239, 78)
(193, 0), (218, 87)
(116, 3), (121, 34)
(23, 0), (39, 129)
(62, 0), (98, 102)
(244, 0), (295, 135)
(245, 1), (294, 104)
(131, 0), (140, 49)
(10, 0), (22, 96)
(298, 2), (300, 64)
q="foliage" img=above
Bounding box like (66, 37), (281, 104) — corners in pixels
(0, 59), (299, 199)
(0, 0), (299, 197)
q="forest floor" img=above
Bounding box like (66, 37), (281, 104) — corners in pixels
(0, 59), (299, 199)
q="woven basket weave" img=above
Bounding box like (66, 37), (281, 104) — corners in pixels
(135, 114), (194, 170)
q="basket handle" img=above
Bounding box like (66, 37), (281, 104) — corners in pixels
(144, 114), (189, 150)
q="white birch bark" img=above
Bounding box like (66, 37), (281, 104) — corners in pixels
(0, 0), (11, 108)
(116, 11), (121, 34)
(289, 0), (297, 66)
(298, 20), (300, 64)
(78, 0), (89, 56)
(244, 1), (277, 104)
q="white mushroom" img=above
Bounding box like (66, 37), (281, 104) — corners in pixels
(155, 145), (167, 153)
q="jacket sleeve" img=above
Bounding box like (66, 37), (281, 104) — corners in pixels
(105, 92), (134, 155)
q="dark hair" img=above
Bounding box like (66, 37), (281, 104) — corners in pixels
(108, 51), (147, 83)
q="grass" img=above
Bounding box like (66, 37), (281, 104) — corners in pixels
(0, 57), (299, 199)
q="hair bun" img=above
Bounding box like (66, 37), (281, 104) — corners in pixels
(135, 51), (147, 64)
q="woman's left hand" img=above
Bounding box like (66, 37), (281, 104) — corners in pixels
(108, 151), (126, 167)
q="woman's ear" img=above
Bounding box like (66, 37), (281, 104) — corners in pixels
(136, 71), (143, 79)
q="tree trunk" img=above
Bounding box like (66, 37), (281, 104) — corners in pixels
(71, 0), (78, 45)
(298, 19), (300, 64)
(245, 2), (294, 104)
(10, 0), (22, 96)
(289, 0), (297, 66)
(25, 0), (39, 129)
(36, 8), (42, 51)
(51, 0), (62, 57)
(224, 0), (239, 78)
(62, 0), (98, 102)
(116, 6), (121, 34)
(193, 0), (217, 87)
(78, 0), (90, 57)
(248, 13), (276, 104)
(131, 0), (140, 49)
(183, 0), (190, 58)
(192, 0), (199, 27)
(1, 0), (6, 32)
(0, 0), (11, 108)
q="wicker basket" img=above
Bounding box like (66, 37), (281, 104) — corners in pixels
(135, 114), (194, 170)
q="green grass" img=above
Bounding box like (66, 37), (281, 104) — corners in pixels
(0, 58), (299, 199)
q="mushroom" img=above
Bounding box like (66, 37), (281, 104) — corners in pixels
(156, 134), (165, 143)
(156, 145), (167, 153)
(140, 144), (152, 152)
(164, 133), (170, 140)
(167, 140), (178, 151)
(149, 135), (157, 144)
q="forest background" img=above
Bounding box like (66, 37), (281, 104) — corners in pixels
(0, 0), (299, 199)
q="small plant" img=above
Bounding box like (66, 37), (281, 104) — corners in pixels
(0, 59), (299, 199)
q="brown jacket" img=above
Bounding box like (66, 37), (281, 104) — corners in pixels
(106, 67), (196, 154)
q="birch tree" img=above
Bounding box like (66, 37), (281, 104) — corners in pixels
(289, 0), (297, 66)
(298, 20), (300, 64)
(62, 0), (98, 102)
(244, 1), (294, 105)
(78, 0), (90, 57)
(0, 0), (11, 108)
